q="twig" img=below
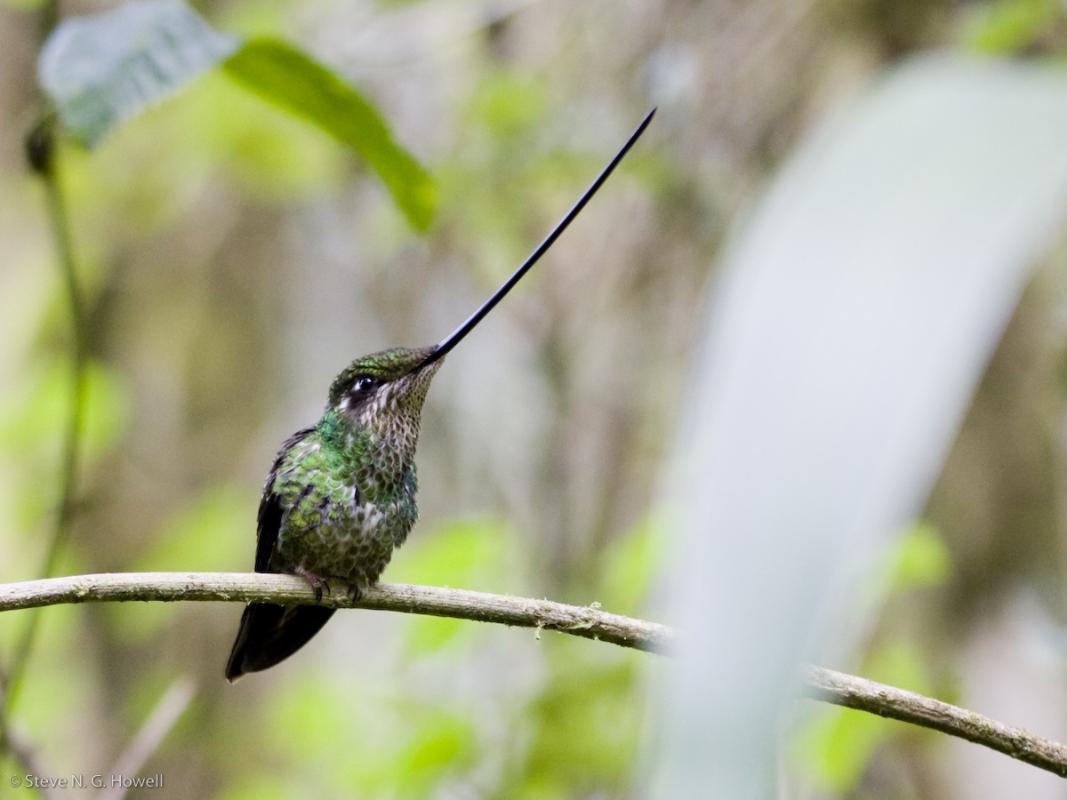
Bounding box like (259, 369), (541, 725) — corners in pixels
(5, 725), (60, 800)
(3, 123), (89, 726)
(0, 697), (58, 800)
(98, 677), (196, 800)
(804, 666), (1067, 778)
(1, 0), (87, 773)
(1, 0), (89, 775)
(38, 140), (88, 588)
(0, 572), (1065, 778)
(0, 573), (675, 652)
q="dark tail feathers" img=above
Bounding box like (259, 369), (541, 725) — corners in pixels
(225, 603), (335, 681)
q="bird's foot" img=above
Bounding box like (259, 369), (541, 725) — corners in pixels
(346, 582), (363, 603)
(294, 567), (331, 603)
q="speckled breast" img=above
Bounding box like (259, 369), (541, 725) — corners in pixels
(273, 462), (419, 587)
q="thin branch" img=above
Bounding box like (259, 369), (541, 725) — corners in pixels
(4, 725), (60, 800)
(0, 676), (59, 800)
(804, 666), (1067, 778)
(0, 572), (675, 652)
(0, 572), (1065, 779)
(99, 677), (196, 800)
(4, 120), (90, 727)
(38, 140), (89, 586)
(2, 0), (90, 771)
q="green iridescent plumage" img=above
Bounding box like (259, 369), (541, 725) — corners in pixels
(274, 347), (439, 585)
(225, 347), (441, 680)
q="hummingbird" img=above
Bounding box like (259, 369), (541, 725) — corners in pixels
(225, 109), (655, 681)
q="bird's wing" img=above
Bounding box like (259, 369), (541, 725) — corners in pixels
(254, 426), (314, 574)
(228, 426), (333, 681)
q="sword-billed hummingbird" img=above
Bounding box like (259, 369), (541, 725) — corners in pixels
(225, 109), (655, 680)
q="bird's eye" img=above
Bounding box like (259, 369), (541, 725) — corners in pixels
(353, 376), (379, 394)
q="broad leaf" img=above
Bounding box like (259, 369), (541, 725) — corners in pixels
(222, 38), (435, 231)
(39, 0), (238, 145)
(39, 2), (434, 230)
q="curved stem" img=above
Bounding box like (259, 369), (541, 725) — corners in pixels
(37, 147), (87, 582)
(804, 666), (1067, 778)
(0, 572), (676, 652)
(2, 150), (88, 722)
(0, 571), (1065, 778)
(98, 677), (196, 800)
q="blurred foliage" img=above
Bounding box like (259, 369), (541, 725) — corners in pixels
(501, 643), (644, 800)
(962, 0), (1065, 54)
(889, 521), (952, 591)
(0, 358), (127, 467)
(134, 487), (253, 573)
(389, 518), (515, 654)
(255, 678), (478, 798)
(6, 603), (102, 765)
(596, 511), (668, 616)
(107, 488), (254, 643)
(0, 358), (128, 541)
(463, 69), (550, 140)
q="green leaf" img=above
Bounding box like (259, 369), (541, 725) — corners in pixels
(39, 0), (239, 145)
(38, 4), (433, 229)
(222, 38), (436, 231)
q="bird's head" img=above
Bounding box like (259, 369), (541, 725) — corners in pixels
(328, 346), (443, 429)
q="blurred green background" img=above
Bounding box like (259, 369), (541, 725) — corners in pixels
(2, 0), (1067, 797)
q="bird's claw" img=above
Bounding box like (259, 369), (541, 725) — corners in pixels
(295, 567), (331, 603)
(346, 582), (363, 603)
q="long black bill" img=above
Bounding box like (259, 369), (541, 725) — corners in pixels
(419, 107), (656, 369)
